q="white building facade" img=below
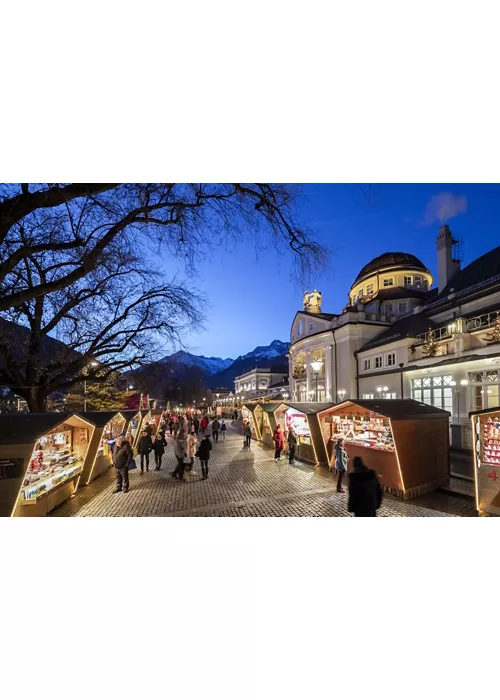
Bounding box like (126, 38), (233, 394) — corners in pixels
(234, 368), (288, 399)
(288, 226), (500, 447)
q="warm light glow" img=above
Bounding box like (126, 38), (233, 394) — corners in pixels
(450, 380), (457, 387)
(310, 360), (323, 373)
(377, 387), (382, 392)
(389, 418), (406, 494)
(471, 415), (480, 512)
(460, 379), (469, 387)
(382, 386), (388, 392)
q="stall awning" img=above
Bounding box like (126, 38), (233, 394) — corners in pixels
(330, 399), (450, 420)
(81, 411), (122, 428)
(259, 403), (283, 414)
(0, 412), (76, 445)
(282, 402), (334, 415)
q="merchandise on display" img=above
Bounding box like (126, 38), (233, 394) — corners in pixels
(22, 425), (87, 502)
(331, 412), (394, 452)
(97, 416), (125, 457)
(481, 414), (500, 466)
(285, 410), (311, 445)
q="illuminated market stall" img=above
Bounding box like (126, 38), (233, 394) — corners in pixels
(256, 403), (282, 448)
(242, 402), (261, 441)
(275, 402), (330, 465)
(80, 411), (127, 485)
(0, 413), (95, 517)
(121, 410), (142, 447)
(470, 406), (500, 515)
(318, 399), (450, 499)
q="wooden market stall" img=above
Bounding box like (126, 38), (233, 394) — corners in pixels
(0, 413), (95, 517)
(120, 410), (142, 447)
(150, 409), (163, 433)
(470, 406), (500, 515)
(79, 411), (127, 485)
(255, 403), (282, 448)
(274, 402), (331, 465)
(318, 399), (450, 499)
(242, 402), (261, 441)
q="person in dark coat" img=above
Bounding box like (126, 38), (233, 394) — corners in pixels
(145, 422), (154, 438)
(168, 419), (174, 436)
(333, 437), (348, 492)
(112, 436), (133, 493)
(138, 430), (153, 473)
(244, 422), (252, 447)
(193, 417), (200, 435)
(348, 456), (383, 517)
(198, 434), (212, 480)
(212, 418), (220, 442)
(287, 428), (297, 465)
(153, 433), (167, 470)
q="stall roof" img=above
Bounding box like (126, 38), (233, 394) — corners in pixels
(81, 411), (122, 428)
(140, 409), (150, 416)
(469, 406), (500, 417)
(259, 403), (283, 414)
(0, 412), (76, 445)
(120, 409), (142, 417)
(282, 402), (334, 415)
(328, 399), (450, 420)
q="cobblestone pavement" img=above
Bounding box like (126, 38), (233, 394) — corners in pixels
(52, 425), (477, 517)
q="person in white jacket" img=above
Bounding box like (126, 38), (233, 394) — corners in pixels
(186, 429), (198, 474)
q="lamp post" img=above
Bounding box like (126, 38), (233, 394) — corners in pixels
(337, 389), (346, 402)
(450, 379), (469, 423)
(83, 361), (98, 411)
(399, 362), (404, 398)
(310, 360), (323, 402)
(376, 386), (389, 399)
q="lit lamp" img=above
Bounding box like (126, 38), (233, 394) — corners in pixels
(447, 321), (457, 335)
(337, 389), (346, 402)
(83, 360), (99, 412)
(310, 360), (323, 402)
(450, 379), (469, 423)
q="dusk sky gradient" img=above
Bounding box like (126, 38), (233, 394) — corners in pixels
(175, 184), (500, 360)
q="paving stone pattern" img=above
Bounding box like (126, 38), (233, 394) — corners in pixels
(52, 425), (476, 517)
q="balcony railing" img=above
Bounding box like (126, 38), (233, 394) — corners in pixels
(415, 324), (453, 345)
(466, 310), (499, 333)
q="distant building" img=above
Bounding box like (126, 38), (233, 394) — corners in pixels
(234, 367), (288, 399)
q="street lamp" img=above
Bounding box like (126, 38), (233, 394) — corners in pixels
(450, 379), (469, 423)
(337, 389), (346, 402)
(83, 361), (99, 411)
(310, 360), (323, 401)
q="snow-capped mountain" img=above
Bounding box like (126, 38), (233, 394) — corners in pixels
(238, 339), (289, 362)
(162, 350), (233, 376)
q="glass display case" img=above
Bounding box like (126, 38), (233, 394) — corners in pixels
(331, 412), (395, 452)
(21, 425), (89, 503)
(471, 408), (500, 515)
(285, 409), (311, 445)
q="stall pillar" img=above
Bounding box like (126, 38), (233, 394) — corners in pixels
(306, 351), (312, 401)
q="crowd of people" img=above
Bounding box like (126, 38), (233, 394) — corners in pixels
(112, 407), (383, 516)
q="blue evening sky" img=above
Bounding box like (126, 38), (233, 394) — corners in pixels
(176, 184), (500, 360)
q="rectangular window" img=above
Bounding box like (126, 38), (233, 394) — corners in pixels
(358, 289), (363, 299)
(404, 275), (413, 287)
(385, 304), (393, 314)
(366, 284), (374, 295)
(414, 275), (422, 286)
(386, 353), (396, 367)
(363, 358), (371, 371)
(398, 302), (407, 313)
(412, 376), (453, 412)
(383, 392), (396, 399)
(374, 356), (382, 369)
(362, 393), (374, 399)
(384, 278), (394, 287)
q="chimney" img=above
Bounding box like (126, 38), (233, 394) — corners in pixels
(436, 224), (460, 293)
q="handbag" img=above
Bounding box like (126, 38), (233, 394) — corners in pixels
(128, 459), (137, 471)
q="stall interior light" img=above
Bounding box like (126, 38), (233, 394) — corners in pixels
(471, 415), (480, 512)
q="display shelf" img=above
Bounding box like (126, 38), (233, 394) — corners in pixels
(22, 460), (83, 502)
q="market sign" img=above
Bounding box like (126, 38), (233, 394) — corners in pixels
(0, 458), (25, 480)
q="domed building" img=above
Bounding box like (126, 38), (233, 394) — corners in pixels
(288, 225), (500, 456)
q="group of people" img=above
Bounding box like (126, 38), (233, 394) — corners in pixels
(112, 411), (230, 492)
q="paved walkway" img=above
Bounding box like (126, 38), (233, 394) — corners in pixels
(52, 424), (476, 517)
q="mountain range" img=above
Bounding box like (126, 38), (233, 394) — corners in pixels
(131, 339), (289, 396)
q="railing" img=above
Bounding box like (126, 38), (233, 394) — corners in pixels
(415, 324), (452, 344)
(466, 310), (499, 333)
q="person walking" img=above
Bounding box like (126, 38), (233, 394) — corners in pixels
(186, 428), (198, 472)
(168, 418), (174, 436)
(200, 416), (208, 435)
(233, 409), (238, 421)
(244, 422), (252, 448)
(212, 417), (220, 442)
(287, 428), (297, 465)
(273, 424), (284, 461)
(193, 416), (200, 435)
(198, 434), (212, 480)
(172, 429), (188, 481)
(153, 432), (167, 470)
(173, 420), (179, 438)
(348, 456), (383, 516)
(138, 429), (153, 473)
(333, 437), (348, 492)
(112, 436), (133, 493)
(220, 419), (227, 442)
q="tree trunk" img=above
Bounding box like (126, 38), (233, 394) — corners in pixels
(25, 388), (48, 413)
